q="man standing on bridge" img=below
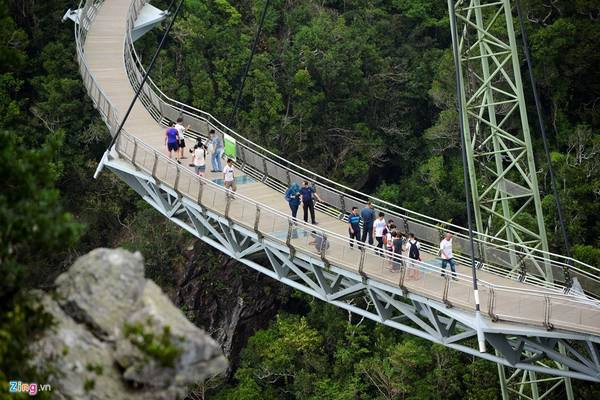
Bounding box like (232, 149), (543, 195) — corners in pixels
(440, 232), (457, 280)
(348, 207), (361, 248)
(360, 201), (375, 246)
(300, 181), (323, 225)
(174, 117), (190, 160)
(165, 122), (180, 164)
(210, 129), (224, 172)
(223, 158), (237, 193)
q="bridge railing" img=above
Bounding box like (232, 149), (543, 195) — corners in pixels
(121, 0), (600, 299)
(75, 0), (122, 136)
(113, 126), (600, 335)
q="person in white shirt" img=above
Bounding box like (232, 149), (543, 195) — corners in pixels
(403, 233), (421, 280)
(193, 144), (207, 176)
(222, 158), (237, 192)
(174, 117), (190, 160)
(373, 212), (387, 256)
(439, 232), (457, 280)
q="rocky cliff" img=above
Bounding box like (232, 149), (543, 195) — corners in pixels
(175, 242), (289, 373)
(30, 248), (227, 400)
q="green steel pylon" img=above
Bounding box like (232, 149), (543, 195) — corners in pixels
(447, 0), (573, 398)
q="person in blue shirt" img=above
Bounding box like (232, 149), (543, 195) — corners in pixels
(360, 201), (375, 245)
(300, 180), (323, 224)
(164, 122), (180, 164)
(348, 207), (361, 248)
(285, 182), (301, 219)
(210, 129), (224, 172)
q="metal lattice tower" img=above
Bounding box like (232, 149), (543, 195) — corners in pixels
(447, 0), (572, 398)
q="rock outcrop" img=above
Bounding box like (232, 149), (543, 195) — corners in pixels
(30, 248), (227, 400)
(175, 242), (289, 373)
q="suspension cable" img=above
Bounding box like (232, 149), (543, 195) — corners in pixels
(229, 0), (271, 127)
(448, 0), (484, 328)
(165, 0), (177, 13)
(104, 0), (185, 154)
(515, 0), (572, 288)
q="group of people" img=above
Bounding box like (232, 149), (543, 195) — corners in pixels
(165, 121), (237, 192)
(284, 183), (459, 280)
(166, 118), (458, 280)
(284, 180), (323, 224)
(348, 204), (422, 277)
(164, 117), (190, 164)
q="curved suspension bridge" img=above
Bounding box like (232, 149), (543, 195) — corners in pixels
(72, 0), (600, 394)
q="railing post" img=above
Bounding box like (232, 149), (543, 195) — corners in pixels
(339, 195), (346, 218)
(488, 287), (498, 321)
(224, 192), (232, 219)
(544, 296), (553, 330)
(131, 140), (138, 167)
(174, 167), (181, 194)
(151, 152), (159, 181)
(320, 232), (330, 271)
(442, 277), (451, 308)
(114, 134), (122, 158)
(238, 145), (246, 168)
(399, 255), (407, 291)
(359, 246), (367, 282)
(402, 217), (410, 236)
(253, 205), (263, 242)
(286, 219), (296, 258)
(197, 179), (204, 204)
(262, 158), (268, 182)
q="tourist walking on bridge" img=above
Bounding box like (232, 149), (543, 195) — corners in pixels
(285, 182), (301, 219)
(223, 158), (237, 193)
(404, 233), (421, 279)
(440, 232), (457, 280)
(360, 201), (375, 245)
(193, 143), (207, 177)
(174, 117), (190, 160)
(373, 212), (387, 256)
(300, 181), (323, 225)
(165, 122), (180, 164)
(348, 207), (361, 248)
(390, 231), (404, 272)
(210, 129), (224, 172)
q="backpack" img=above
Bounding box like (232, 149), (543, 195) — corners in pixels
(409, 241), (420, 260)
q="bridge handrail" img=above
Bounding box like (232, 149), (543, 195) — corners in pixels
(75, 0), (122, 136)
(121, 1), (600, 296)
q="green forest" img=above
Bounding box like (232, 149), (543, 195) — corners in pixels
(1, 0), (599, 399)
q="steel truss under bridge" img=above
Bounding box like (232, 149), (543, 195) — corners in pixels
(448, 0), (576, 397)
(71, 0), (600, 398)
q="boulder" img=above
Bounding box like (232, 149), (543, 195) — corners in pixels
(30, 248), (227, 400)
(55, 249), (146, 340)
